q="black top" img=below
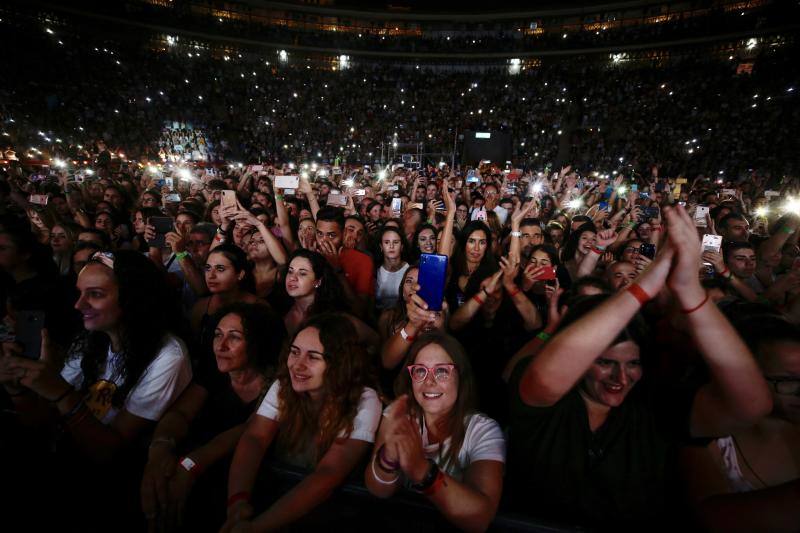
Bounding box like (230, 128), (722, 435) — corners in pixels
(506, 356), (696, 528)
(189, 355), (264, 447)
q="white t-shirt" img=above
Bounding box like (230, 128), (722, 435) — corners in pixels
(383, 410), (506, 481)
(257, 380), (382, 443)
(375, 263), (410, 310)
(61, 333), (192, 425)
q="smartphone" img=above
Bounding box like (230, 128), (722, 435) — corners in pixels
(165, 177), (174, 190)
(165, 193), (181, 203)
(29, 194), (49, 206)
(639, 243), (656, 259)
(326, 193), (347, 207)
(417, 254), (448, 312)
(221, 190), (237, 209)
(147, 216), (174, 248)
(598, 201), (609, 211)
(694, 206), (709, 227)
(701, 234), (723, 254)
(701, 262), (716, 280)
(391, 198), (402, 213)
(722, 189), (736, 198)
(15, 310), (45, 360)
(533, 265), (557, 281)
(275, 175), (300, 190)
(251, 165), (263, 172)
(476, 209), (487, 221)
(354, 189), (366, 196)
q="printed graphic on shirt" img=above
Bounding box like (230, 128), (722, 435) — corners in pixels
(84, 379), (117, 421)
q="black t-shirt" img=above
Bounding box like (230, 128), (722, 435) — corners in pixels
(189, 356), (265, 447)
(506, 356), (695, 528)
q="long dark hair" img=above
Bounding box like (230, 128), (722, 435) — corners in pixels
(560, 222), (596, 264)
(451, 221), (498, 298)
(284, 249), (349, 316)
(410, 224), (438, 262)
(394, 331), (477, 472)
(72, 250), (176, 407)
(209, 302), (288, 379)
(275, 313), (376, 463)
(375, 226), (409, 269)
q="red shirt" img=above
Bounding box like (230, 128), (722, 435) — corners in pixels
(339, 248), (375, 297)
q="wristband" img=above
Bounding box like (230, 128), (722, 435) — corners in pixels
(782, 226), (795, 235)
(718, 267), (731, 279)
(179, 456), (201, 478)
(377, 444), (400, 472)
(422, 469), (446, 496)
(627, 283), (652, 306)
(680, 291), (709, 314)
(174, 251), (189, 261)
(276, 194), (284, 201)
(626, 222), (637, 229)
(595, 244), (608, 251)
(536, 331), (551, 342)
(410, 459), (441, 493)
(507, 286), (521, 298)
(49, 385), (73, 404)
(227, 491), (251, 509)
(472, 293), (485, 305)
(371, 454), (400, 484)
(590, 247), (604, 255)
(399, 327), (415, 343)
(216, 226), (227, 235)
(510, 231), (522, 237)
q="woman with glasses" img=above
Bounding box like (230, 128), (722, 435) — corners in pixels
(224, 314), (380, 531)
(365, 331), (505, 531)
(681, 313), (800, 530)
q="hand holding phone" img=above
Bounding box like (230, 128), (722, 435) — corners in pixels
(14, 310), (45, 360)
(417, 254), (448, 312)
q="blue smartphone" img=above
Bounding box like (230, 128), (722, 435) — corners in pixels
(417, 254), (448, 312)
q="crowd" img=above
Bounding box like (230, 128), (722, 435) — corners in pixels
(0, 152), (799, 531)
(157, 124), (220, 163)
(1, 12), (798, 180)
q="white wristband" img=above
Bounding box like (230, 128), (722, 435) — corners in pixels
(510, 231), (522, 237)
(179, 456), (197, 473)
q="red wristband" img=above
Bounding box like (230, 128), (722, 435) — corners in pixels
(680, 291), (709, 314)
(590, 247), (604, 255)
(627, 283), (651, 306)
(422, 470), (446, 496)
(227, 491), (251, 508)
(507, 286), (521, 298)
(472, 293), (484, 305)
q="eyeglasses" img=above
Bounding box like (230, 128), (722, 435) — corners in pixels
(766, 376), (800, 396)
(407, 363), (457, 383)
(624, 247), (640, 253)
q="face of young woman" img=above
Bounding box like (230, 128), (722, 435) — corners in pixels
(50, 226), (71, 253)
(211, 206), (222, 226)
(465, 230), (488, 264)
(417, 229), (436, 254)
(214, 313), (249, 373)
(548, 228), (564, 244)
(287, 326), (327, 399)
(528, 249), (553, 269)
(285, 256), (317, 298)
(246, 231), (268, 261)
(381, 231), (403, 262)
(204, 253), (243, 294)
(298, 220), (316, 241)
(133, 212), (146, 234)
(581, 340), (642, 408)
(402, 268), (419, 302)
(411, 343), (459, 421)
(74, 263), (123, 333)
(95, 213), (113, 233)
(369, 204), (382, 222)
(577, 231), (597, 255)
(760, 340), (800, 423)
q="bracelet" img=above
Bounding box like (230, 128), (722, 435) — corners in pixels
(627, 283), (652, 306)
(377, 444), (400, 472)
(472, 293), (485, 305)
(410, 459), (441, 493)
(174, 251), (189, 261)
(590, 247), (604, 255)
(214, 234), (226, 243)
(216, 226), (227, 235)
(626, 222), (637, 229)
(507, 286), (521, 298)
(536, 331), (551, 342)
(371, 454), (400, 485)
(595, 244), (608, 251)
(782, 226), (795, 235)
(718, 267), (731, 279)
(49, 385), (73, 404)
(227, 491), (251, 509)
(680, 291), (709, 314)
(510, 230), (522, 237)
(149, 437), (176, 450)
(422, 469), (446, 496)
(399, 327), (415, 343)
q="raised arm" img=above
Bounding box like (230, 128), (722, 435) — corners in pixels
(437, 178), (456, 260)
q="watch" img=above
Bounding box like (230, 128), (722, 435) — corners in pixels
(410, 459), (440, 492)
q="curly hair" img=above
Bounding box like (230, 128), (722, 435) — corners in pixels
(73, 250), (177, 407)
(275, 313), (375, 464)
(394, 331), (477, 473)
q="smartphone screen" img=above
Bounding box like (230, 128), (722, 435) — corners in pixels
(639, 243), (656, 259)
(221, 190), (237, 209)
(417, 254), (448, 312)
(15, 310), (45, 360)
